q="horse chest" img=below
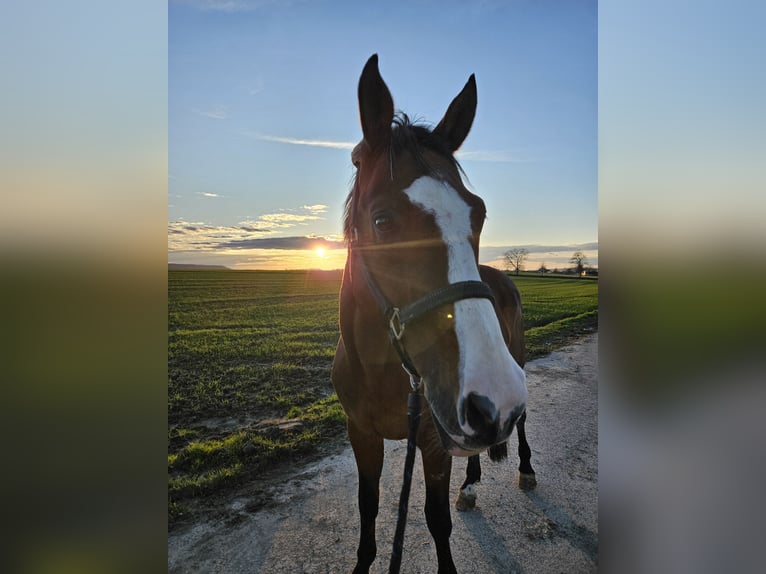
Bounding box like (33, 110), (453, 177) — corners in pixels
(354, 378), (410, 440)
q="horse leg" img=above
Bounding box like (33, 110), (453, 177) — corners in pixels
(515, 410), (537, 490)
(455, 454), (481, 511)
(421, 447), (457, 574)
(348, 421), (384, 574)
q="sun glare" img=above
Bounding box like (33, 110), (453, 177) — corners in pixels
(315, 247), (326, 258)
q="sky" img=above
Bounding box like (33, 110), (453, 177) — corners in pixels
(168, 0), (597, 271)
(3, 3), (765, 566)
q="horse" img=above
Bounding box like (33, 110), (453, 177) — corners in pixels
(331, 54), (536, 574)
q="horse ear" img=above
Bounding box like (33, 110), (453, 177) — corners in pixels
(358, 54), (394, 151)
(433, 74), (477, 152)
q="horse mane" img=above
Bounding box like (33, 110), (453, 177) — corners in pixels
(343, 112), (466, 242)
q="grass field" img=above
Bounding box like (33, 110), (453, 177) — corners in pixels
(168, 269), (597, 523)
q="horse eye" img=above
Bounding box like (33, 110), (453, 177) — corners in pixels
(373, 213), (394, 232)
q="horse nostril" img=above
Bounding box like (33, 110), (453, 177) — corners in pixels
(461, 392), (499, 441)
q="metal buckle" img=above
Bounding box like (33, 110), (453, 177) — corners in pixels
(401, 362), (422, 392)
(389, 307), (405, 341)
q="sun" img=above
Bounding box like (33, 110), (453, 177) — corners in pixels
(315, 247), (326, 258)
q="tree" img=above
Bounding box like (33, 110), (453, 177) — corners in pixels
(504, 248), (529, 276)
(570, 251), (588, 277)
(537, 262), (548, 274)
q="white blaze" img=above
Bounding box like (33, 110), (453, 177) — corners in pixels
(404, 176), (527, 436)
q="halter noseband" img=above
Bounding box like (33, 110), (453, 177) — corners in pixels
(350, 242), (495, 387)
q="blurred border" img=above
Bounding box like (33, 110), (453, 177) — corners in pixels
(600, 1), (765, 572)
(1, 2), (167, 572)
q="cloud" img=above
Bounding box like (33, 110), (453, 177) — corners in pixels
(257, 212), (321, 227)
(245, 132), (356, 150)
(168, 215), (343, 258)
(218, 236), (344, 250)
(168, 220), (271, 251)
(239, 204), (329, 229)
(169, 205), (331, 252)
(480, 242), (599, 269)
(456, 149), (536, 163)
(171, 0), (281, 12)
(198, 192), (224, 198)
(246, 134), (537, 162)
(303, 204), (328, 213)
(483, 242), (598, 255)
(191, 105), (228, 120)
(247, 76), (265, 96)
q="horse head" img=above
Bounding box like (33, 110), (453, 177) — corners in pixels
(344, 54), (527, 455)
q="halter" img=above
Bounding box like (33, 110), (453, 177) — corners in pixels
(350, 244), (495, 388)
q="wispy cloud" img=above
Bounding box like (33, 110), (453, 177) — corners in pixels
(456, 149), (536, 163)
(198, 192), (224, 198)
(245, 132), (356, 150)
(191, 105), (228, 120)
(258, 212), (321, 227)
(481, 242), (598, 258)
(240, 204), (328, 229)
(171, 0), (282, 12)
(247, 76), (265, 96)
(243, 130), (538, 163)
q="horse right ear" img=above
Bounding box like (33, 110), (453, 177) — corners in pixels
(358, 54), (394, 151)
(433, 74), (477, 152)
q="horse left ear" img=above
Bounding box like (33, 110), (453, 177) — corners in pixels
(358, 54), (394, 151)
(433, 74), (477, 152)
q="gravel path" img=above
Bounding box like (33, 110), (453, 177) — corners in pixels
(169, 333), (598, 573)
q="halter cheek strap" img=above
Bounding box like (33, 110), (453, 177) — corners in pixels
(350, 244), (495, 386)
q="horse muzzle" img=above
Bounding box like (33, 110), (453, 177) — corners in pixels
(430, 398), (525, 456)
(459, 393), (525, 445)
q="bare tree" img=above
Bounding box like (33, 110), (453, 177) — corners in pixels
(570, 250), (588, 277)
(504, 248), (529, 276)
(538, 262), (548, 274)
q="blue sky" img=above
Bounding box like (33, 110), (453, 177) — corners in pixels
(169, 0), (597, 270)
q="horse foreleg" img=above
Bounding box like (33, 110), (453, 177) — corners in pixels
(421, 447), (457, 574)
(455, 454), (481, 511)
(515, 410), (537, 490)
(348, 422), (384, 574)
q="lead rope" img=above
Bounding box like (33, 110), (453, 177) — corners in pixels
(388, 368), (422, 574)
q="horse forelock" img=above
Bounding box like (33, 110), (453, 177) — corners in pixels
(343, 112), (468, 243)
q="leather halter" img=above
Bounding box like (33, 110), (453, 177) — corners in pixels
(349, 242), (495, 386)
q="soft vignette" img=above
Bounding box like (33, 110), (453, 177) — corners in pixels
(1, 1), (765, 573)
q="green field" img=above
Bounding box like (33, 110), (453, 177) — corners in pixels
(168, 269), (597, 522)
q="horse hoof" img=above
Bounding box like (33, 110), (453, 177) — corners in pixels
(455, 484), (477, 511)
(517, 471), (537, 490)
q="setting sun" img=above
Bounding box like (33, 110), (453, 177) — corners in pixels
(315, 247), (326, 258)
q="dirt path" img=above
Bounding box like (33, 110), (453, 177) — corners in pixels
(169, 333), (598, 573)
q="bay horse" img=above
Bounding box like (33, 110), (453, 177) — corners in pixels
(332, 54), (535, 574)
